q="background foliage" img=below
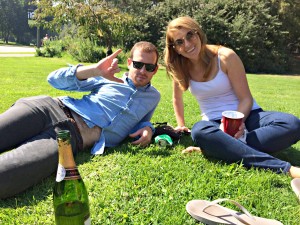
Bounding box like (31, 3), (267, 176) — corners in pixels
(1, 0), (300, 72)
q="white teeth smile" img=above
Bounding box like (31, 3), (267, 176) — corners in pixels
(187, 46), (195, 53)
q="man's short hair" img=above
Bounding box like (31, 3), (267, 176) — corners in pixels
(130, 41), (159, 64)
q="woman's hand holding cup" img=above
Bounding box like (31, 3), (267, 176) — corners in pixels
(221, 111), (245, 138)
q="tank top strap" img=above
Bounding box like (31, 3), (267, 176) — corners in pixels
(217, 48), (221, 70)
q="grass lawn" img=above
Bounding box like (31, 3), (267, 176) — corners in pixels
(0, 56), (299, 224)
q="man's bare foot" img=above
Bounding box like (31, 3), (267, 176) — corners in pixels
(289, 166), (300, 178)
(182, 146), (202, 154)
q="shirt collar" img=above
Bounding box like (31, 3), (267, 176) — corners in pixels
(122, 72), (151, 91)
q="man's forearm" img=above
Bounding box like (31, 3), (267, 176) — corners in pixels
(76, 64), (101, 80)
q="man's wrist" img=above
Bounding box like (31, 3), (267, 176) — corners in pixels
(148, 125), (155, 135)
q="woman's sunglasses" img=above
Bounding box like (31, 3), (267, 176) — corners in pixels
(171, 30), (198, 49)
(132, 61), (157, 72)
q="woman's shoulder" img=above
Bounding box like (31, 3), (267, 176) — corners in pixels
(205, 45), (236, 58)
(218, 46), (236, 56)
(217, 46), (239, 63)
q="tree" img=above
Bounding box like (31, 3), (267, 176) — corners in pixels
(0, 0), (35, 44)
(269, 0), (300, 53)
(33, 0), (136, 50)
(152, 0), (288, 73)
(14, 0), (32, 44)
(31, 0), (295, 73)
(194, 0), (288, 73)
(0, 0), (22, 43)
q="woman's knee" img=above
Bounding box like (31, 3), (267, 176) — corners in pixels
(280, 113), (300, 134)
(289, 115), (300, 139)
(290, 115), (300, 132)
(191, 121), (218, 140)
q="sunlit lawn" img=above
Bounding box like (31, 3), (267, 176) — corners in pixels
(0, 56), (299, 224)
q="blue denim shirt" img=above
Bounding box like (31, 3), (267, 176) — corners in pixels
(47, 65), (160, 154)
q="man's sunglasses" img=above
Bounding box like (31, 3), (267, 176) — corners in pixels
(171, 30), (198, 49)
(132, 61), (157, 72)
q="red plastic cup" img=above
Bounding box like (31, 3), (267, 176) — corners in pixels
(222, 111), (244, 137)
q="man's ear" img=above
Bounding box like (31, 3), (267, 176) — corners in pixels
(127, 58), (132, 70)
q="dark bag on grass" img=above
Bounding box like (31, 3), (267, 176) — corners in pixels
(152, 122), (183, 142)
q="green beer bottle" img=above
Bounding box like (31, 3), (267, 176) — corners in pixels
(53, 130), (91, 225)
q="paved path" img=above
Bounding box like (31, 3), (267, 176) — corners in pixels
(0, 45), (36, 57)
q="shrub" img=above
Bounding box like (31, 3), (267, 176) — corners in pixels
(35, 40), (64, 58)
(193, 0), (288, 74)
(114, 47), (130, 64)
(66, 38), (106, 63)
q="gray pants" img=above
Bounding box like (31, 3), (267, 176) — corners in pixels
(0, 96), (83, 199)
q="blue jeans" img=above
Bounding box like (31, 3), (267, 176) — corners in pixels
(191, 109), (300, 174)
(0, 96), (83, 199)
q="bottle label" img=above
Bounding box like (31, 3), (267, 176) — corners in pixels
(56, 164), (66, 182)
(64, 168), (81, 180)
(56, 164), (81, 182)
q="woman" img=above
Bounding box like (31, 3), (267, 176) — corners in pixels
(164, 16), (300, 178)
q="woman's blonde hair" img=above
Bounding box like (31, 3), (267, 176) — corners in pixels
(164, 16), (217, 91)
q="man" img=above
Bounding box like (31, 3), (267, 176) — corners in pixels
(0, 41), (160, 198)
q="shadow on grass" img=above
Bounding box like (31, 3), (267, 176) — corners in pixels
(0, 177), (54, 208)
(103, 142), (173, 157)
(0, 137), (181, 207)
(0, 151), (93, 208)
(102, 134), (194, 158)
(2, 137), (297, 208)
(272, 146), (300, 166)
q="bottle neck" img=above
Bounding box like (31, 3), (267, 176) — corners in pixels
(58, 139), (76, 169)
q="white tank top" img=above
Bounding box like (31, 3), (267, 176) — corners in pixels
(189, 52), (260, 121)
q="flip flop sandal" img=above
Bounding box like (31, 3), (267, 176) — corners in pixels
(291, 178), (300, 201)
(186, 198), (283, 225)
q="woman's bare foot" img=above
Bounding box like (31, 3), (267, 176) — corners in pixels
(289, 166), (300, 178)
(182, 146), (202, 154)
